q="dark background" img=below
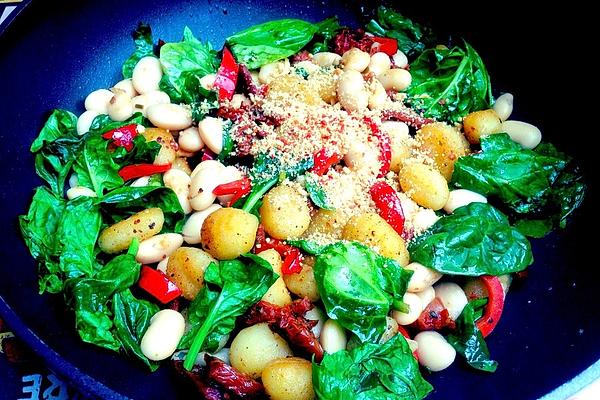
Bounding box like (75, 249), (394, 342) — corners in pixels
(0, 0), (596, 399)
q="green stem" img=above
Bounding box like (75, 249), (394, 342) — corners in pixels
(183, 295), (224, 370)
(241, 176), (278, 213)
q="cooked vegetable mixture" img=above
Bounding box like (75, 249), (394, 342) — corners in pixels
(19, 6), (585, 399)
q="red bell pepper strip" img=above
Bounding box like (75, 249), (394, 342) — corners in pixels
(370, 181), (405, 235)
(138, 265), (182, 304)
(281, 247), (303, 274)
(212, 177), (252, 207)
(102, 124), (138, 151)
(364, 117), (391, 177)
(118, 163), (171, 181)
(371, 37), (398, 56)
(254, 225), (303, 274)
(476, 275), (505, 337)
(214, 47), (239, 102)
(310, 148), (342, 176)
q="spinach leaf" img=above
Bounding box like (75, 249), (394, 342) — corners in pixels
(286, 239), (326, 256)
(311, 17), (343, 53)
(227, 19), (318, 69)
(113, 289), (160, 370)
(72, 133), (124, 196)
(313, 334), (432, 400)
(31, 110), (82, 194)
(217, 121), (234, 161)
(88, 113), (146, 135)
(313, 242), (412, 343)
(446, 302), (497, 372)
(67, 248), (141, 351)
(180, 254), (278, 370)
(19, 187), (67, 294)
(250, 152), (313, 184)
(366, 5), (433, 57)
(452, 134), (586, 235)
(122, 23), (155, 79)
(406, 43), (492, 123)
(305, 174), (334, 210)
(409, 202), (533, 276)
(159, 27), (219, 104)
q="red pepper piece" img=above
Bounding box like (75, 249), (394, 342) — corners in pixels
(310, 148), (342, 176)
(212, 177), (252, 207)
(254, 226), (303, 274)
(201, 149), (216, 161)
(118, 163), (171, 181)
(412, 298), (456, 331)
(101, 124), (138, 151)
(282, 247), (303, 274)
(371, 37), (398, 56)
(364, 117), (391, 177)
(370, 181), (405, 235)
(214, 47), (239, 102)
(476, 275), (505, 337)
(138, 266), (181, 304)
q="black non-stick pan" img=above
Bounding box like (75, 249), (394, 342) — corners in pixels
(0, 1), (596, 399)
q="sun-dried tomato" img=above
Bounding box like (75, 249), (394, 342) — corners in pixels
(411, 298), (456, 331)
(206, 355), (265, 398)
(236, 64), (267, 97)
(332, 29), (374, 55)
(291, 50), (312, 63)
(381, 109), (434, 129)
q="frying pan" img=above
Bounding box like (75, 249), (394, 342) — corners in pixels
(0, 0), (596, 399)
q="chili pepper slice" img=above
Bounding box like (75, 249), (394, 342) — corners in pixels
(212, 177), (252, 207)
(364, 117), (391, 177)
(254, 225), (303, 274)
(101, 124), (138, 151)
(138, 265), (182, 304)
(371, 36), (398, 56)
(310, 148), (342, 176)
(281, 247), (303, 274)
(214, 47), (239, 102)
(118, 163), (171, 181)
(370, 181), (405, 235)
(476, 275), (505, 337)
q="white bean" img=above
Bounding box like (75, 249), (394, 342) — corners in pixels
(412, 209), (440, 233)
(415, 286), (435, 308)
(434, 282), (468, 321)
(199, 73), (216, 91)
(304, 307), (326, 339)
(367, 52), (392, 76)
(405, 262), (442, 293)
(84, 89), (113, 114)
(147, 103), (192, 130)
(163, 169), (192, 214)
(378, 68), (412, 91)
(132, 56), (163, 94)
(392, 293), (423, 326)
(501, 120), (542, 149)
(380, 316), (399, 343)
(216, 166), (242, 205)
(392, 51), (409, 68)
(344, 141), (379, 171)
(190, 159), (225, 179)
(197, 117), (224, 154)
(258, 59), (290, 84)
(136, 233), (184, 264)
(66, 186), (97, 200)
(140, 309), (185, 361)
(230, 94), (250, 109)
(381, 121), (409, 137)
(444, 189), (488, 214)
(182, 204), (222, 244)
(156, 257), (169, 273)
(107, 89), (134, 122)
(131, 176), (151, 187)
(414, 331), (456, 372)
(493, 93), (514, 121)
(132, 90), (170, 117)
(337, 70), (369, 112)
(68, 174), (79, 188)
(368, 79), (387, 110)
(312, 52), (342, 67)
(113, 78), (137, 98)
(294, 60), (320, 75)
(189, 165), (223, 211)
(320, 319), (347, 354)
(341, 48), (370, 72)
(77, 110), (99, 136)
(178, 126), (204, 153)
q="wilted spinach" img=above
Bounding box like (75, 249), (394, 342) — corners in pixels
(452, 134), (586, 236)
(313, 242), (412, 343)
(304, 174), (334, 210)
(122, 23), (155, 79)
(407, 43), (493, 123)
(409, 202), (533, 276)
(311, 16), (343, 53)
(313, 334), (432, 400)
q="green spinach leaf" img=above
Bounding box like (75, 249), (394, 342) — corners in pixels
(227, 19), (318, 69)
(122, 23), (155, 79)
(407, 43), (492, 123)
(305, 174), (334, 210)
(452, 134), (586, 235)
(311, 17), (343, 53)
(446, 302), (497, 372)
(313, 334), (432, 400)
(73, 133), (124, 196)
(31, 109), (79, 152)
(180, 254), (278, 370)
(313, 242), (412, 343)
(409, 202), (533, 276)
